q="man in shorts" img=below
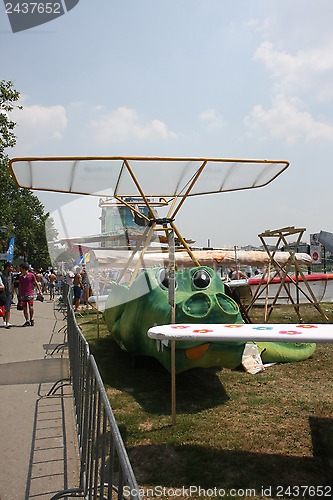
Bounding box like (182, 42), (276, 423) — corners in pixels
(48, 268), (57, 300)
(18, 263), (43, 326)
(73, 268), (83, 312)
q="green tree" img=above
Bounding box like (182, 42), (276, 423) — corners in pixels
(0, 80), (22, 155)
(0, 80), (58, 269)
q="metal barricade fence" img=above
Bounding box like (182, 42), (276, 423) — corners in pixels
(51, 285), (141, 500)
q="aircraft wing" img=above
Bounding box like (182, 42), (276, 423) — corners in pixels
(90, 248), (312, 268)
(148, 323), (333, 343)
(9, 156), (289, 199)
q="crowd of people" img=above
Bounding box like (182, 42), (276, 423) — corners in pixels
(0, 261), (92, 328)
(63, 265), (92, 312)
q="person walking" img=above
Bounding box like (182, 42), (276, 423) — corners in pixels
(1, 261), (14, 329)
(81, 267), (92, 305)
(12, 265), (20, 304)
(18, 263), (43, 327)
(73, 268), (83, 312)
(56, 268), (63, 294)
(0, 273), (5, 326)
(48, 268), (57, 300)
(35, 269), (45, 294)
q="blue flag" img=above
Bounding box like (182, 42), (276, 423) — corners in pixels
(6, 237), (15, 262)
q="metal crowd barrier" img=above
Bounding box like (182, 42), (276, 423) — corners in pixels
(51, 285), (141, 500)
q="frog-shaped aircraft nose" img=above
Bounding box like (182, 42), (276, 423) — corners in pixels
(182, 292), (212, 318)
(181, 291), (240, 320)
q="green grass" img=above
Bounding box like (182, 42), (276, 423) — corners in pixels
(78, 304), (333, 499)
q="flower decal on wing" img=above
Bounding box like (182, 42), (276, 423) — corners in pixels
(279, 330), (302, 335)
(296, 324), (318, 329)
(252, 326), (273, 331)
(193, 328), (214, 333)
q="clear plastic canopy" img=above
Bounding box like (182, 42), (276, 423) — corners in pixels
(9, 156), (289, 200)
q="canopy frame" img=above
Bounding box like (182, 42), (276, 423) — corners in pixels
(9, 155), (290, 279)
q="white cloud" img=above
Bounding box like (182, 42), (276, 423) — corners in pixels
(254, 41), (333, 100)
(91, 106), (177, 144)
(244, 93), (333, 143)
(12, 102), (67, 151)
(199, 109), (225, 129)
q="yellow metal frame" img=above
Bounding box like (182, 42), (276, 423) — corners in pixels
(246, 226), (329, 323)
(9, 155), (290, 425)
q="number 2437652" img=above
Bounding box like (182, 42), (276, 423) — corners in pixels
(5, 3), (62, 14)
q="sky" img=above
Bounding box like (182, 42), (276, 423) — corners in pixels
(2, 0), (333, 249)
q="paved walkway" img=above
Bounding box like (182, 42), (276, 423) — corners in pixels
(0, 298), (80, 500)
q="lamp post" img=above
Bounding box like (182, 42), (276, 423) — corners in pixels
(0, 226), (7, 253)
(23, 241), (28, 262)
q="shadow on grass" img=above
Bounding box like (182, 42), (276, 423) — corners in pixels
(128, 442), (331, 496)
(309, 416), (333, 473)
(88, 336), (230, 415)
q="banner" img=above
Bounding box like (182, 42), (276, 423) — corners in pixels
(310, 233), (322, 264)
(6, 237), (15, 263)
(310, 245), (321, 263)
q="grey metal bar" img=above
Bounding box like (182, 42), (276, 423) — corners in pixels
(50, 285), (142, 500)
